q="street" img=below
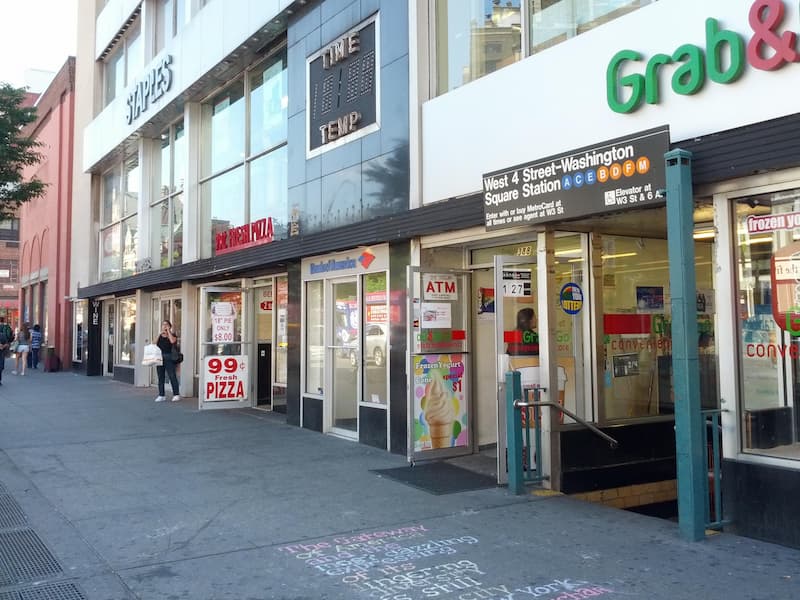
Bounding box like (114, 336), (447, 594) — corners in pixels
(0, 368), (798, 599)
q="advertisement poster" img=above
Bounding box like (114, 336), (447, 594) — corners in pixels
(636, 286), (664, 312)
(203, 355), (249, 402)
(258, 287), (273, 313)
(413, 354), (468, 452)
(477, 287), (495, 319)
(502, 269), (532, 297)
(420, 303), (452, 329)
(211, 301), (236, 342)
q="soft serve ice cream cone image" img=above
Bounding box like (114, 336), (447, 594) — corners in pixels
(422, 371), (455, 449)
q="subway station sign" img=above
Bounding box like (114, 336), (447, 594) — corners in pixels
(482, 127), (669, 230)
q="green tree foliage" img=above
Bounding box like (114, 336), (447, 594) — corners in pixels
(0, 83), (45, 220)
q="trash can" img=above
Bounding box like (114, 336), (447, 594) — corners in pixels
(42, 346), (61, 372)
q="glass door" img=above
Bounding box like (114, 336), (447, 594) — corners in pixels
(199, 285), (249, 410)
(151, 296), (182, 385)
(407, 267), (473, 462)
(103, 302), (115, 376)
(494, 255), (537, 484)
(328, 278), (359, 435)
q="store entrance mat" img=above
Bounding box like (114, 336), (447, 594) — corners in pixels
(372, 462), (497, 495)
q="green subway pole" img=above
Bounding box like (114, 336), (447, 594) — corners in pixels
(665, 149), (706, 541)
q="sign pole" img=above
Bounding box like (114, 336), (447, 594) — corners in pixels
(665, 149), (706, 542)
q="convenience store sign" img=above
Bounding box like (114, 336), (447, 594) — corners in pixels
(608, 0), (800, 113)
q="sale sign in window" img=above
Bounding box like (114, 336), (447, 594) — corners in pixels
(204, 355), (249, 402)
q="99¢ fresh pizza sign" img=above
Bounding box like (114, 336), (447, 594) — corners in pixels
(204, 355), (249, 402)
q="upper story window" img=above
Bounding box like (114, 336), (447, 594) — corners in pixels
(103, 20), (143, 107)
(200, 45), (288, 256)
(155, 0), (186, 54)
(433, 0), (654, 96)
(101, 152), (140, 281)
(152, 120), (185, 268)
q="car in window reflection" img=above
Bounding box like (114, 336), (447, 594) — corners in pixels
(350, 323), (387, 368)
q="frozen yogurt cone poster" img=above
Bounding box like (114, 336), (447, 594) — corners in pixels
(413, 354), (468, 452)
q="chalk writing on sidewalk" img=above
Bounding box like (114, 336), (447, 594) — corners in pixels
(278, 524), (616, 599)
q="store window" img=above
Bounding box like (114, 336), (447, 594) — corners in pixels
(73, 300), (87, 363)
(200, 46), (288, 255)
(152, 120), (184, 267)
(305, 280), (324, 395)
(735, 190), (800, 459)
(118, 297), (137, 366)
(363, 273), (388, 405)
(101, 153), (140, 281)
(433, 1), (653, 97)
(601, 234), (716, 421)
(103, 20), (142, 107)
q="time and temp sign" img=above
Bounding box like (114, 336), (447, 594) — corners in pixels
(307, 15), (378, 155)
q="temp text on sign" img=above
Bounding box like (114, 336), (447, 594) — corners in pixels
(482, 126), (669, 230)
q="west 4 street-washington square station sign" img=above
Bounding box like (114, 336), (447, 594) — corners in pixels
(482, 127), (669, 231)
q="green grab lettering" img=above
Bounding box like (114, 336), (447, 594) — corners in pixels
(705, 17), (745, 84)
(606, 49), (644, 113)
(606, 16), (748, 113)
(671, 44), (705, 96)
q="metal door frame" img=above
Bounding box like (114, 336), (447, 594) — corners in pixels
(198, 284), (250, 410)
(407, 266), (473, 463)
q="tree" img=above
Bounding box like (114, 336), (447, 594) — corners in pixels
(0, 83), (45, 220)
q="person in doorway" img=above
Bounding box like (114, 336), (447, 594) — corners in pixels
(506, 307), (539, 356)
(13, 322), (30, 375)
(155, 320), (180, 402)
(29, 324), (42, 369)
(0, 320), (11, 384)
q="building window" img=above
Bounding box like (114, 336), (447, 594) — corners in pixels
(101, 152), (139, 281)
(152, 120), (184, 267)
(305, 280), (324, 395)
(601, 234), (717, 421)
(433, 0), (653, 96)
(200, 46), (288, 255)
(155, 0), (186, 54)
(118, 297), (137, 365)
(434, 0), (522, 95)
(73, 300), (87, 363)
(103, 20), (143, 107)
(735, 189), (800, 460)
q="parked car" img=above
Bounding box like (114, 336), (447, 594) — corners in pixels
(350, 323), (387, 367)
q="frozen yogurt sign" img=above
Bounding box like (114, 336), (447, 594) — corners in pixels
(608, 0), (800, 113)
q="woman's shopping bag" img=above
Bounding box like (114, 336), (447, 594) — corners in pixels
(142, 343), (163, 366)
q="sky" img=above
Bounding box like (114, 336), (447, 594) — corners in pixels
(0, 0), (78, 91)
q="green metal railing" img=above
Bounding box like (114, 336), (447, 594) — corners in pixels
(702, 408), (727, 530)
(506, 370), (618, 495)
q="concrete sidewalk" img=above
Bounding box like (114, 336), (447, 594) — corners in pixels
(0, 369), (798, 599)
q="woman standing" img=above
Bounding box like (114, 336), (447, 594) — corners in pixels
(13, 322), (31, 376)
(155, 320), (180, 402)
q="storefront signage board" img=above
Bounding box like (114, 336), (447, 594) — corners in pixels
(215, 217), (274, 255)
(307, 15), (379, 156)
(203, 355), (249, 402)
(126, 55), (173, 125)
(302, 246), (389, 280)
(412, 354), (469, 453)
(482, 126), (669, 230)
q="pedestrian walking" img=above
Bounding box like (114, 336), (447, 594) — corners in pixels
(0, 320), (11, 384)
(154, 320), (180, 402)
(13, 322), (30, 376)
(29, 324), (42, 369)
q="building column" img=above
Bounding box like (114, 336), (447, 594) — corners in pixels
(134, 288), (152, 386)
(183, 102), (202, 263)
(180, 280), (198, 398)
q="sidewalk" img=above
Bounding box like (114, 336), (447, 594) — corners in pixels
(0, 369), (798, 599)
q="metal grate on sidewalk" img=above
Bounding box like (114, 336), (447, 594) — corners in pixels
(0, 583), (86, 600)
(0, 495), (28, 530)
(0, 530), (63, 586)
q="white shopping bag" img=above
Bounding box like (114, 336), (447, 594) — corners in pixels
(142, 343), (163, 366)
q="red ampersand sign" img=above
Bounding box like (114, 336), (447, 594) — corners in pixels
(747, 0), (800, 70)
